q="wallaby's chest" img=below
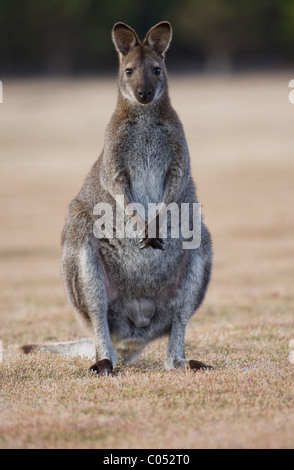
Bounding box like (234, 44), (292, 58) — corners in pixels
(122, 120), (173, 206)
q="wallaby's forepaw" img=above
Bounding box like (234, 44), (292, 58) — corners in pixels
(139, 237), (165, 250)
(138, 220), (165, 250)
(188, 360), (214, 371)
(89, 359), (113, 376)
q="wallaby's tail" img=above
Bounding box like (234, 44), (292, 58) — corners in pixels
(20, 338), (95, 360)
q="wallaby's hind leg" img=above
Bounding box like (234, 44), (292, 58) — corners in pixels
(62, 234), (116, 376)
(164, 230), (213, 371)
(165, 312), (214, 371)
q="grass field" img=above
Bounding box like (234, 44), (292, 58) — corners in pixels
(0, 74), (294, 449)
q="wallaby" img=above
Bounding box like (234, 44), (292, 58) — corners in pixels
(22, 21), (213, 376)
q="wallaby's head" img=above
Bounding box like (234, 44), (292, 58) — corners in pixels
(112, 21), (172, 106)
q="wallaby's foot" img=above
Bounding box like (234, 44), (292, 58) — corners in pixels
(165, 358), (214, 371)
(188, 360), (214, 371)
(89, 359), (113, 376)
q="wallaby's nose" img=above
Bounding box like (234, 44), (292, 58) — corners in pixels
(137, 87), (153, 104)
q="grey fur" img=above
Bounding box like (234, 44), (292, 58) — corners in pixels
(20, 338), (95, 359)
(59, 22), (213, 374)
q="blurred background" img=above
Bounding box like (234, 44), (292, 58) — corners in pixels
(1, 0), (294, 76)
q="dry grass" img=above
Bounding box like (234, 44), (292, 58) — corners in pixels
(0, 74), (294, 449)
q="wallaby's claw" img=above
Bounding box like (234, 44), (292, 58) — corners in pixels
(188, 360), (214, 371)
(89, 359), (113, 376)
(152, 238), (165, 250)
(139, 237), (165, 250)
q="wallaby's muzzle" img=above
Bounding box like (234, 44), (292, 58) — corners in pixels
(136, 87), (154, 105)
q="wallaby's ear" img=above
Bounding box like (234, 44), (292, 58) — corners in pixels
(112, 23), (140, 56)
(144, 21), (172, 56)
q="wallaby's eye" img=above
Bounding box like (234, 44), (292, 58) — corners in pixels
(153, 67), (161, 76)
(125, 68), (133, 76)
